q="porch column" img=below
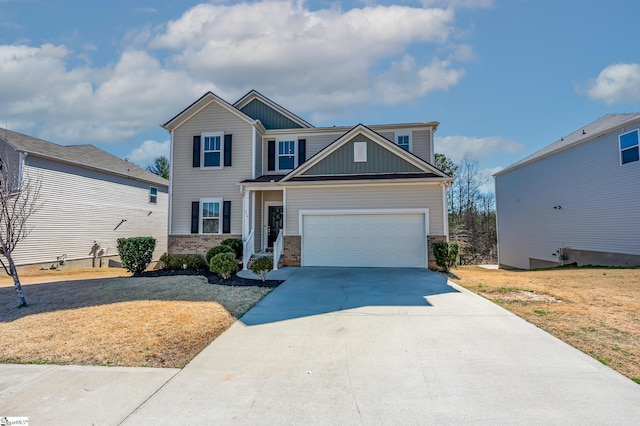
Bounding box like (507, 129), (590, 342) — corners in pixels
(242, 189), (250, 239)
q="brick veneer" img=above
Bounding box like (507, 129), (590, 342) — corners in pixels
(168, 234), (242, 257)
(282, 235), (301, 266)
(427, 235), (447, 270)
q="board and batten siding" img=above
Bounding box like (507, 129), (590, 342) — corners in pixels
(496, 127), (640, 269)
(171, 101), (254, 234)
(11, 157), (168, 266)
(284, 184), (445, 236)
(301, 137), (422, 176)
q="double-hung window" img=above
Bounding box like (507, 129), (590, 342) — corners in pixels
(620, 129), (639, 165)
(395, 131), (411, 151)
(203, 132), (223, 168)
(201, 199), (221, 234)
(278, 138), (296, 171)
(149, 186), (158, 204)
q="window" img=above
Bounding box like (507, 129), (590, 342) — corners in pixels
(278, 139), (296, 171)
(149, 186), (158, 204)
(201, 199), (221, 234)
(395, 131), (411, 151)
(354, 141), (367, 162)
(620, 129), (639, 165)
(202, 132), (223, 168)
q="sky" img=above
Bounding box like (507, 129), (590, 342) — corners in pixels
(2, 0), (640, 192)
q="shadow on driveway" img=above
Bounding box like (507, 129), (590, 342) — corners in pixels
(241, 267), (458, 326)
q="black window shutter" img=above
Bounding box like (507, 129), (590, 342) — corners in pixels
(191, 201), (199, 234)
(193, 136), (201, 168)
(224, 134), (232, 167)
(267, 140), (276, 171)
(223, 201), (231, 234)
(298, 139), (306, 166)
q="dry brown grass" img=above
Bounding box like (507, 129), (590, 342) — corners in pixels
(449, 266), (640, 382)
(0, 268), (273, 368)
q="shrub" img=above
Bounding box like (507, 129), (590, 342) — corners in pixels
(221, 238), (243, 259)
(209, 252), (238, 279)
(117, 237), (156, 276)
(249, 256), (273, 282)
(159, 253), (207, 270)
(206, 245), (235, 264)
(432, 241), (459, 273)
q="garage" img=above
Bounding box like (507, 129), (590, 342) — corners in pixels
(301, 210), (428, 268)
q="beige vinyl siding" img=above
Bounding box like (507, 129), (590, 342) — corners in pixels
(412, 130), (431, 163)
(496, 127), (640, 269)
(11, 157), (168, 266)
(285, 183), (444, 236)
(171, 101), (253, 234)
(254, 192), (263, 252)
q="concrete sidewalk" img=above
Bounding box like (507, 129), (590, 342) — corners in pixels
(2, 267), (640, 425)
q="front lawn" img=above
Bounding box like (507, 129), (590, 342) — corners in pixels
(449, 266), (640, 383)
(0, 268), (276, 368)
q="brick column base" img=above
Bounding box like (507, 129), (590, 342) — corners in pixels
(282, 235), (301, 266)
(168, 234), (242, 257)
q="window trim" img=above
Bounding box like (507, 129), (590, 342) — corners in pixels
(149, 186), (158, 204)
(201, 132), (224, 169)
(276, 136), (298, 172)
(394, 131), (412, 151)
(619, 129), (639, 165)
(199, 197), (223, 234)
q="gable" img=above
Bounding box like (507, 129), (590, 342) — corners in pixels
(239, 99), (303, 130)
(301, 134), (423, 176)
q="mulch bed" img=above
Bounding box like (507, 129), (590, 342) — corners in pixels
(140, 268), (283, 288)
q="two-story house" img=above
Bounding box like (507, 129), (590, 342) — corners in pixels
(163, 90), (451, 269)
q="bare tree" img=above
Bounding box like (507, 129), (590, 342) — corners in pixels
(0, 152), (41, 307)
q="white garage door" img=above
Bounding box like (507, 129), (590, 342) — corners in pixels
(301, 212), (426, 268)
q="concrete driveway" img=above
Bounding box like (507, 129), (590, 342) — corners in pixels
(122, 267), (640, 425)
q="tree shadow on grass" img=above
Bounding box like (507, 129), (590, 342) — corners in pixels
(0, 274), (270, 322)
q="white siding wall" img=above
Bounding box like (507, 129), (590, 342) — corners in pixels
(0, 140), (21, 175)
(285, 183), (445, 236)
(496, 128), (640, 269)
(12, 157), (168, 266)
(171, 101), (253, 234)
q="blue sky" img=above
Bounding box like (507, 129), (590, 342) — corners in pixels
(2, 0), (640, 190)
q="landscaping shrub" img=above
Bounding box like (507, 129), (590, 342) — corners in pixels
(206, 245), (235, 264)
(117, 237), (156, 276)
(209, 252), (238, 279)
(159, 253), (207, 270)
(432, 241), (459, 273)
(221, 238), (243, 259)
(249, 256), (273, 282)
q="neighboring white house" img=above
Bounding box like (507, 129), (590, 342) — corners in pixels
(163, 90), (452, 269)
(0, 129), (169, 270)
(494, 114), (640, 269)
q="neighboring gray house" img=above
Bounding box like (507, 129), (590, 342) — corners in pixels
(0, 129), (168, 270)
(163, 90), (452, 269)
(495, 114), (640, 269)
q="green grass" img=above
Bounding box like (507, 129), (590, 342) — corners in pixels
(632, 378), (640, 385)
(533, 309), (549, 316)
(595, 355), (611, 366)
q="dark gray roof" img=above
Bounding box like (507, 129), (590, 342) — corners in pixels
(241, 172), (440, 184)
(496, 113), (640, 176)
(0, 128), (168, 187)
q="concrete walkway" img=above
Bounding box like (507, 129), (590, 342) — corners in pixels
(2, 267), (640, 425)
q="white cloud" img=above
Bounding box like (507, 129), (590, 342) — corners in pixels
(585, 63), (640, 105)
(435, 135), (525, 162)
(127, 139), (170, 167)
(149, 1), (465, 114)
(0, 44), (208, 143)
(421, 0), (494, 8)
(0, 1), (477, 145)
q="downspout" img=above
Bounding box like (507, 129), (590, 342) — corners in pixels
(168, 129), (174, 237)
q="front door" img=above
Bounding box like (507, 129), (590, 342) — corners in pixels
(268, 206), (284, 248)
